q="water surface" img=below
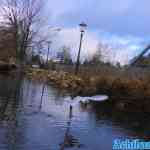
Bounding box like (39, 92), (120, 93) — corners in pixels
(0, 74), (149, 150)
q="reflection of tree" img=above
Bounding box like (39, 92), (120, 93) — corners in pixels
(0, 75), (17, 121)
(22, 79), (38, 109)
(8, 73), (23, 149)
(25, 80), (31, 104)
(0, 76), (12, 120)
(0, 96), (10, 120)
(60, 106), (81, 150)
(0, 73), (24, 148)
(26, 80), (37, 107)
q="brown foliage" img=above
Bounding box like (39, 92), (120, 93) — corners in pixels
(0, 26), (16, 61)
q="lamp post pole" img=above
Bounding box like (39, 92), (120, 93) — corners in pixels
(46, 41), (51, 69)
(45, 28), (61, 69)
(75, 31), (84, 74)
(75, 22), (87, 75)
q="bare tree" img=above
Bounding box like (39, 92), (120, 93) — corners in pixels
(0, 26), (16, 61)
(0, 0), (45, 64)
(90, 42), (109, 64)
(60, 46), (72, 64)
(91, 47), (102, 64)
(97, 42), (111, 61)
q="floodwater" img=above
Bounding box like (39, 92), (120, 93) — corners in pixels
(0, 74), (149, 150)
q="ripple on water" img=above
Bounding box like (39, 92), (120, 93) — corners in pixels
(0, 77), (148, 150)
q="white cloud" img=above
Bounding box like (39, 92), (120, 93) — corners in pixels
(51, 27), (99, 61)
(48, 27), (145, 65)
(1, 0), (148, 65)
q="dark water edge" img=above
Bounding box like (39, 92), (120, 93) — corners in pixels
(0, 74), (149, 150)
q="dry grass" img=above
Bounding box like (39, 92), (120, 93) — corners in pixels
(77, 65), (150, 99)
(26, 65), (150, 99)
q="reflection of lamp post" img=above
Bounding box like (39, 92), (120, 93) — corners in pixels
(60, 105), (81, 149)
(75, 22), (87, 74)
(39, 28), (61, 110)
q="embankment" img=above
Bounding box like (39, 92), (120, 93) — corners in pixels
(26, 68), (150, 113)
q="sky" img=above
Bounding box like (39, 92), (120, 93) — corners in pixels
(44, 0), (150, 65)
(1, 0), (150, 65)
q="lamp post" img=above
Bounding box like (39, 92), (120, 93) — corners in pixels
(39, 28), (61, 110)
(45, 28), (61, 69)
(46, 41), (51, 68)
(75, 22), (87, 74)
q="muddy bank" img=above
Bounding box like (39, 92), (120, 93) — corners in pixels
(26, 68), (150, 113)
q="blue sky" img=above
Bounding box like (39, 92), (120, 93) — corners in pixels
(47, 0), (150, 37)
(45, 0), (150, 64)
(1, 0), (150, 64)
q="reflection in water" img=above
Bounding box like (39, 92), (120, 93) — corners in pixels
(0, 74), (150, 150)
(80, 101), (150, 140)
(0, 73), (23, 150)
(39, 83), (46, 111)
(60, 105), (82, 150)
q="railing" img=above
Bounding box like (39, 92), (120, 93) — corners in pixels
(130, 45), (150, 66)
